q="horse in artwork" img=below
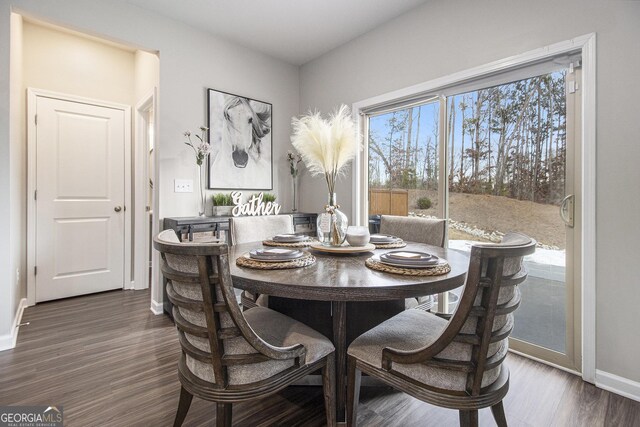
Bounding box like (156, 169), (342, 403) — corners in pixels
(222, 97), (271, 168)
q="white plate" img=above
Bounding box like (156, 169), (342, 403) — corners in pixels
(370, 234), (400, 243)
(247, 252), (305, 262)
(272, 234), (309, 243)
(376, 255), (445, 269)
(382, 251), (436, 262)
(250, 248), (303, 260)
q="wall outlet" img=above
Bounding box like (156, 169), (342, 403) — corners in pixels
(174, 179), (193, 193)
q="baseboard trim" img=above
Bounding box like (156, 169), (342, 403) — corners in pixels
(595, 370), (640, 403)
(150, 299), (163, 315)
(0, 298), (28, 351)
(508, 348), (581, 377)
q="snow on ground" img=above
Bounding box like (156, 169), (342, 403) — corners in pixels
(449, 239), (565, 267)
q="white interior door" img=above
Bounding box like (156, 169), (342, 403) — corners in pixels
(35, 96), (126, 302)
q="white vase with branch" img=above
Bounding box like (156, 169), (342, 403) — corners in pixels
(287, 151), (302, 212)
(291, 105), (359, 246)
(184, 126), (211, 216)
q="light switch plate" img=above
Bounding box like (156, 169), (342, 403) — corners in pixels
(174, 179), (193, 193)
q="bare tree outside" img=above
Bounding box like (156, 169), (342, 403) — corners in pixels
(368, 70), (567, 249)
(368, 70), (571, 354)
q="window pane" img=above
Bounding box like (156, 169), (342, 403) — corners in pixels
(367, 101), (440, 222)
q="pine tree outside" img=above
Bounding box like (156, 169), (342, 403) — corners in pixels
(367, 70), (569, 353)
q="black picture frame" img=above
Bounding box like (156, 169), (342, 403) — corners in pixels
(207, 88), (273, 190)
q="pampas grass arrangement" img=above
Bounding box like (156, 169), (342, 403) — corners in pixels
(291, 105), (359, 197)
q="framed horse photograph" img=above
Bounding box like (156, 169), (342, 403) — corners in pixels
(207, 88), (272, 190)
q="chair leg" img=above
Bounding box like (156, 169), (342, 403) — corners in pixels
(216, 403), (232, 427)
(322, 354), (336, 427)
(459, 410), (478, 427)
(173, 386), (193, 427)
(491, 401), (508, 427)
(346, 356), (362, 427)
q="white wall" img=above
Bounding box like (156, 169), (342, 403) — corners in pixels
(300, 0), (640, 383)
(0, 8), (11, 346)
(0, 0), (299, 340)
(3, 12), (24, 349)
(134, 50), (159, 103)
(23, 21), (136, 105)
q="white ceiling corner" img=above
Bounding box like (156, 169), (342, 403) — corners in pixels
(120, 0), (431, 65)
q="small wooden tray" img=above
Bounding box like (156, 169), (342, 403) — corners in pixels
(309, 242), (376, 254)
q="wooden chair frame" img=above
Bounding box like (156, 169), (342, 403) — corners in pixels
(154, 234), (336, 427)
(347, 234), (536, 427)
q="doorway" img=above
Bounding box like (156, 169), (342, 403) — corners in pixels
(27, 90), (131, 302)
(133, 90), (157, 292)
(20, 17), (160, 309)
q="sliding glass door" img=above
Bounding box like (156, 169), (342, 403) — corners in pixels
(363, 60), (582, 370)
(445, 68), (581, 370)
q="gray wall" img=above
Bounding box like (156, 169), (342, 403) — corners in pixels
(0, 0), (299, 341)
(299, 0), (640, 381)
(1, 0), (638, 385)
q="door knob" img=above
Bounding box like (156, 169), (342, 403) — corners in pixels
(114, 206), (122, 212)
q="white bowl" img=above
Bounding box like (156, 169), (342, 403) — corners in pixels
(346, 226), (371, 247)
(346, 234), (369, 247)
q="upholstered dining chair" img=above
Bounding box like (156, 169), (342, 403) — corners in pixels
(346, 232), (536, 427)
(379, 215), (447, 309)
(229, 215), (294, 246)
(379, 215), (447, 247)
(229, 215), (295, 309)
(154, 230), (336, 427)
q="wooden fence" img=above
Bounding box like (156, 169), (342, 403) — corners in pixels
(369, 189), (408, 216)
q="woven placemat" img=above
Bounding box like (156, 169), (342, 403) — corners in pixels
(262, 239), (316, 248)
(373, 240), (407, 249)
(236, 252), (316, 270)
(365, 257), (451, 276)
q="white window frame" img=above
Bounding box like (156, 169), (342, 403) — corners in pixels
(351, 33), (596, 383)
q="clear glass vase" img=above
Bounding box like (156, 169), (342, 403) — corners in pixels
(197, 164), (206, 217)
(291, 174), (299, 212)
(317, 193), (348, 246)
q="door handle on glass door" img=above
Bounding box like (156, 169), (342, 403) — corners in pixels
(559, 195), (574, 228)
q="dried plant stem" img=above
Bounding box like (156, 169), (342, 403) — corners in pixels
(330, 218), (342, 245)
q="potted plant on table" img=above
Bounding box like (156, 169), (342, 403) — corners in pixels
(259, 192), (277, 203)
(211, 193), (234, 216)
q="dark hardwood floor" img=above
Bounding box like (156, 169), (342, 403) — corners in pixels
(1, 289), (638, 426)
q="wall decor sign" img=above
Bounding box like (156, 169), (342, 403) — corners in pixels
(207, 88), (273, 190)
(231, 191), (281, 216)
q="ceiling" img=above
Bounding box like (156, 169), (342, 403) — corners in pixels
(122, 0), (431, 65)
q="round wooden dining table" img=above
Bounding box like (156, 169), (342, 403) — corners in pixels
(229, 241), (469, 421)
